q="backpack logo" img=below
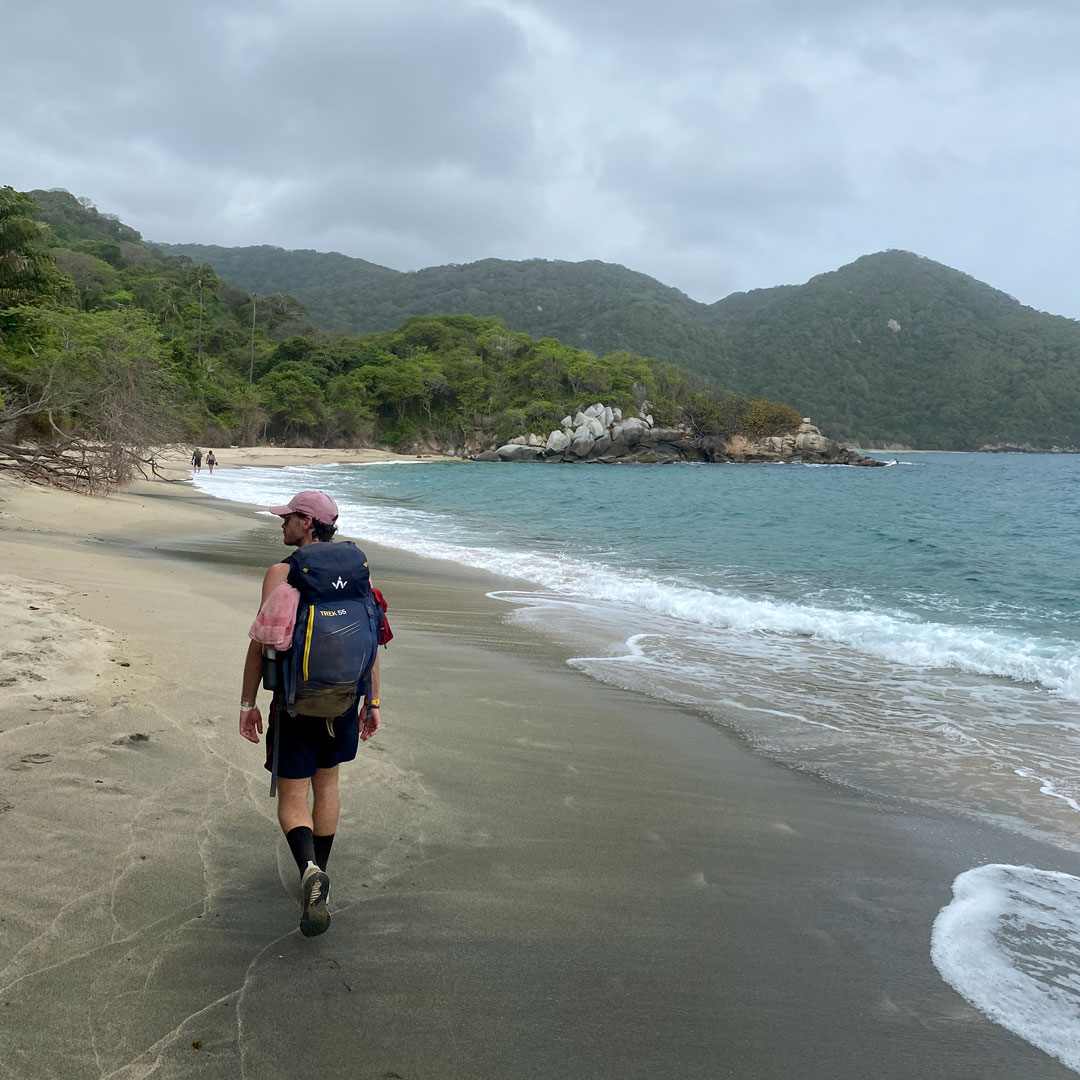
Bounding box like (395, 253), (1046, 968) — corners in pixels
(331, 576), (347, 589)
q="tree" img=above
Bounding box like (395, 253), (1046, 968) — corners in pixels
(258, 364), (325, 438)
(52, 249), (115, 310)
(0, 187), (62, 309)
(188, 263), (219, 365)
(358, 358), (426, 422)
(0, 307), (187, 490)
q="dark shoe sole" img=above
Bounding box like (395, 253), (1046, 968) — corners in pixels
(300, 870), (331, 937)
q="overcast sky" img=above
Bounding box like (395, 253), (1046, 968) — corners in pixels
(3, 0), (1078, 316)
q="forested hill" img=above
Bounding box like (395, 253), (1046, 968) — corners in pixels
(154, 243), (706, 366)
(707, 252), (1080, 450)
(157, 241), (1080, 450)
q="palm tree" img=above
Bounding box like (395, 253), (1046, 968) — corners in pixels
(157, 286), (184, 338)
(188, 264), (219, 364)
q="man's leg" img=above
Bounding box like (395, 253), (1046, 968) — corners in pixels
(277, 775), (331, 937)
(277, 776), (313, 845)
(311, 766), (340, 872)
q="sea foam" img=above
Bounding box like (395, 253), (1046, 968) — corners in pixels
(932, 863), (1080, 1072)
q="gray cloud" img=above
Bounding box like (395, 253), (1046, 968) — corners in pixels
(2, 0), (1079, 316)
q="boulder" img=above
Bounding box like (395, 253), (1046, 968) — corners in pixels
(611, 407), (622, 422)
(668, 438), (700, 454)
(474, 450), (501, 462)
(645, 426), (683, 445)
(560, 415), (573, 429)
(584, 403), (604, 419)
(573, 411), (589, 428)
(496, 443), (542, 461)
(587, 435), (613, 459)
(546, 429), (571, 453)
(527, 433), (545, 447)
(585, 416), (606, 438)
(602, 406), (615, 429)
(795, 432), (834, 454)
(569, 433), (595, 458)
(611, 417), (646, 445)
(509, 435), (529, 445)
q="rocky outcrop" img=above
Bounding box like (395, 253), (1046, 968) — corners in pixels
(474, 408), (884, 466)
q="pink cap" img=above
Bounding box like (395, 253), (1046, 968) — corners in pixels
(268, 490), (339, 525)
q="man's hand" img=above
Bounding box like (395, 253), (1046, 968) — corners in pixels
(360, 704), (380, 742)
(240, 706), (263, 743)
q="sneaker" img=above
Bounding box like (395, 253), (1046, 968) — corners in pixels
(300, 863), (331, 938)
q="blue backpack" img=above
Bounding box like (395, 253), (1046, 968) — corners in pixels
(280, 541), (381, 719)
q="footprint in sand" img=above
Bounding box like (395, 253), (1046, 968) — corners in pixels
(8, 752), (51, 772)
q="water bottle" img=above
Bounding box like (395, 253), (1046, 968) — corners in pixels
(261, 647), (280, 692)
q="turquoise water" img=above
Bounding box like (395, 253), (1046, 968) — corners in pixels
(197, 453), (1080, 850)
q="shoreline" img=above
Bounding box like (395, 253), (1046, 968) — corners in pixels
(1, 469), (1077, 1078)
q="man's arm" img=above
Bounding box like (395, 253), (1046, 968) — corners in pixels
(239, 562), (290, 744)
(360, 654), (381, 741)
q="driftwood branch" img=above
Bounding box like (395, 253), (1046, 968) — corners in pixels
(1, 349), (188, 494)
(0, 438), (187, 493)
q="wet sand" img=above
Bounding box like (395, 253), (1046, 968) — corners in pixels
(1, 469), (1078, 1079)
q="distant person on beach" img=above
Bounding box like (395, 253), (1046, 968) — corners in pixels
(206, 451), (217, 474)
(191, 448), (202, 472)
(239, 490), (381, 937)
(269, 438), (275, 448)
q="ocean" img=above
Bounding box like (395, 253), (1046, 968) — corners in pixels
(195, 450), (1080, 1068)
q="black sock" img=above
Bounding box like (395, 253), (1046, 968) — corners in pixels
(285, 826), (316, 875)
(313, 833), (335, 872)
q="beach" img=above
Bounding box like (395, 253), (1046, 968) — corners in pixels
(1, 455), (1078, 1079)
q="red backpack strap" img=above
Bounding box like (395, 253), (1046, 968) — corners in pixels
(371, 587), (393, 645)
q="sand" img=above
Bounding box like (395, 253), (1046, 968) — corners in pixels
(181, 445), (448, 472)
(1, 461), (1078, 1079)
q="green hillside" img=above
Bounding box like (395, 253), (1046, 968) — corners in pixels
(157, 241), (1080, 450)
(154, 243), (709, 366)
(709, 252), (1080, 449)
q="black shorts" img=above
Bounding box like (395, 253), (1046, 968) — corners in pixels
(265, 701), (360, 780)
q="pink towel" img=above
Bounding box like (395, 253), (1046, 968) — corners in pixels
(248, 583), (299, 650)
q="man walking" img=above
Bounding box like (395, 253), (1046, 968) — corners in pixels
(239, 491), (381, 937)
